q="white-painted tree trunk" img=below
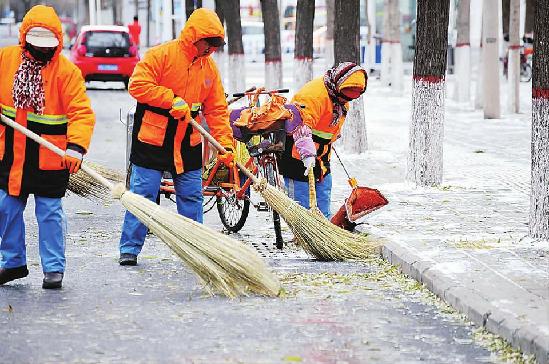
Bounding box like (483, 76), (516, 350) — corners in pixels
(482, 0), (501, 119)
(390, 42), (403, 94)
(474, 46), (484, 109)
(508, 0), (521, 113)
(161, 0), (172, 42)
(213, 51), (228, 85)
(228, 54), (246, 95)
(530, 97), (549, 239)
(380, 43), (391, 86)
(293, 58), (313, 92)
(341, 96), (367, 153)
(407, 79), (445, 186)
(454, 45), (471, 102)
(265, 61), (283, 90)
(325, 39), (334, 69)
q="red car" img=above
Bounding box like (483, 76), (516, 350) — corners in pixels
(70, 25), (139, 89)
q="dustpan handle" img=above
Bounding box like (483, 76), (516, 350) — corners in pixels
(308, 168), (317, 209)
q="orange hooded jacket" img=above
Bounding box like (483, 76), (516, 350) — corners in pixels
(128, 8), (232, 174)
(0, 5), (95, 198)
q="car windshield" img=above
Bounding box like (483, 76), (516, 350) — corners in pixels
(86, 31), (129, 48)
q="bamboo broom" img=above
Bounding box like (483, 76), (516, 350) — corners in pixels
(189, 118), (381, 261)
(0, 114), (281, 298)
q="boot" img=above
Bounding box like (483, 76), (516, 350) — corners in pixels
(0, 265), (29, 285)
(119, 253), (137, 266)
(42, 272), (63, 289)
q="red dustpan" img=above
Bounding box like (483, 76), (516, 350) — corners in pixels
(329, 148), (389, 231)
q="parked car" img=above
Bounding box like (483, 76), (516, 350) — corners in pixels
(70, 25), (139, 89)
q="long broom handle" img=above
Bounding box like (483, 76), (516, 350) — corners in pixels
(188, 118), (260, 185)
(0, 114), (115, 190)
(308, 168), (317, 209)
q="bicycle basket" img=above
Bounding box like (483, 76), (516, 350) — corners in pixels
(202, 157), (230, 186)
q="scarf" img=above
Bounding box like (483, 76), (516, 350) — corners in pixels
(13, 52), (46, 115)
(323, 62), (365, 126)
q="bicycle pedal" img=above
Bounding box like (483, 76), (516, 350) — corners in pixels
(256, 201), (270, 211)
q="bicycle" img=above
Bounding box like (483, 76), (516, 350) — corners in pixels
(127, 88), (294, 249)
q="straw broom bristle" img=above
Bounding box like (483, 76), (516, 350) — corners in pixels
(112, 183), (281, 298)
(68, 162), (125, 202)
(254, 179), (381, 261)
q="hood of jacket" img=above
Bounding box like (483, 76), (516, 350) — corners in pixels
(19, 5), (63, 58)
(178, 8), (224, 59)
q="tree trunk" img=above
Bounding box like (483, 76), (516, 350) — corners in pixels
(407, 0), (450, 187)
(334, 0), (367, 154)
(508, 0), (520, 113)
(502, 0), (510, 36)
(524, 0), (534, 34)
(294, 0), (315, 91)
(530, 0), (549, 240)
(325, 0), (335, 68)
(475, 15), (484, 110)
(223, 0), (246, 94)
(482, 0), (501, 119)
(213, 0), (227, 84)
(172, 0), (176, 39)
(186, 0), (194, 19)
(261, 0), (283, 90)
(454, 0), (471, 103)
(381, 0), (403, 93)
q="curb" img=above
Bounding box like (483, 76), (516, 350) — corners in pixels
(375, 236), (549, 364)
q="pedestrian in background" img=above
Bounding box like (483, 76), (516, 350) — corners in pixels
(278, 62), (367, 218)
(118, 8), (234, 266)
(0, 5), (95, 289)
(128, 15), (141, 48)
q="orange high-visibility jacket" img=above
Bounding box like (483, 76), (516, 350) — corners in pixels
(278, 77), (348, 182)
(128, 8), (232, 174)
(0, 5), (95, 198)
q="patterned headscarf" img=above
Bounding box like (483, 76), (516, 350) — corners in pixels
(13, 52), (46, 115)
(323, 62), (366, 126)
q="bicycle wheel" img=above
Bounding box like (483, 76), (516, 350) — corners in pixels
(216, 187), (250, 233)
(262, 157), (284, 249)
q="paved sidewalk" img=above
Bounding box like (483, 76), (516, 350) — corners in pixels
(331, 82), (549, 363)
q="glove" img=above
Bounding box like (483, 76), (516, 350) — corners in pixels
(217, 147), (235, 168)
(302, 156), (316, 176)
(63, 148), (83, 174)
(169, 97), (190, 120)
(293, 125), (316, 160)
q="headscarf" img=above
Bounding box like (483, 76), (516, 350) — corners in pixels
(323, 62), (367, 126)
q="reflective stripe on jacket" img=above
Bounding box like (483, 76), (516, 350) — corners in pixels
(128, 8), (232, 174)
(278, 77), (347, 182)
(0, 5), (95, 198)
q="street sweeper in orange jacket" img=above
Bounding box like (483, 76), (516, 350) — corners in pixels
(119, 8), (234, 266)
(278, 62), (367, 218)
(0, 5), (95, 289)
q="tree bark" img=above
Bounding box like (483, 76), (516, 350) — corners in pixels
(407, 0), (450, 187)
(530, 0), (549, 239)
(482, 0), (501, 119)
(508, 0), (520, 113)
(186, 0), (194, 19)
(261, 0), (283, 90)
(454, 0), (471, 103)
(222, 0), (246, 94)
(524, 0), (535, 34)
(325, 0), (335, 68)
(334, 0), (367, 154)
(294, 0), (315, 90)
(502, 0), (510, 36)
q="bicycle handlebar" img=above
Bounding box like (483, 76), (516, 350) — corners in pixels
(231, 88), (289, 98)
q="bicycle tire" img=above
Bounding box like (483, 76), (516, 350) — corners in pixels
(262, 158), (284, 249)
(216, 178), (250, 233)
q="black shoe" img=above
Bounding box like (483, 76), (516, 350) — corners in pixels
(0, 265), (29, 285)
(119, 253), (137, 266)
(42, 272), (63, 289)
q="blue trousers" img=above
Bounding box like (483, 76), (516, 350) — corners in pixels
(0, 189), (66, 272)
(284, 173), (333, 218)
(119, 165), (203, 256)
